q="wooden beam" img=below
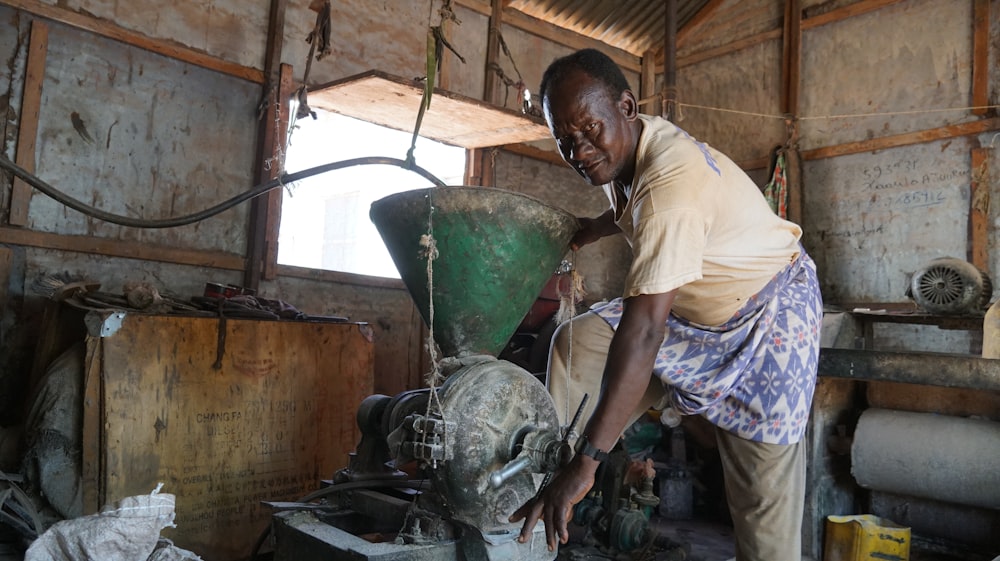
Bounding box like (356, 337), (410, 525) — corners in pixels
(801, 118), (1000, 161)
(276, 263), (406, 291)
(801, 0), (907, 30)
(500, 142), (565, 168)
(0, 226), (245, 270)
(972, 0), (990, 116)
(737, 118), (1000, 170)
(453, 0), (641, 73)
(8, 19), (47, 227)
(0, 0), (264, 83)
(969, 146), (989, 270)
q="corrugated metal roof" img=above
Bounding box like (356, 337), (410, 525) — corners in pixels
(506, 0), (711, 56)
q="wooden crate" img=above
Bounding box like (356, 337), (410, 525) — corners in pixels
(81, 313), (374, 561)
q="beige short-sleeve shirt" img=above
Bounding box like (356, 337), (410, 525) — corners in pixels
(605, 115), (802, 326)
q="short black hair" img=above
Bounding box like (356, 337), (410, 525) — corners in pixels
(539, 48), (632, 105)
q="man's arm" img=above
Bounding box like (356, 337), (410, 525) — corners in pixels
(571, 208), (621, 250)
(512, 289), (676, 550)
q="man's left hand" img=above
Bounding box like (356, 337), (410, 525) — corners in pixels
(509, 456), (598, 551)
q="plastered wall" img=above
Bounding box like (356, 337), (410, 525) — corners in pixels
(2, 0), (999, 420)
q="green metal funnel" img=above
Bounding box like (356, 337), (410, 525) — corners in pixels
(370, 187), (579, 358)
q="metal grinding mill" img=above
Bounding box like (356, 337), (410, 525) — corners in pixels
(270, 186), (580, 560)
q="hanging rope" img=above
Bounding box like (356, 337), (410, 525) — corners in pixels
(554, 253), (585, 435)
(294, 0), (332, 122)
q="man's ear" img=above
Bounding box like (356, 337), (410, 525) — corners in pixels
(619, 89), (639, 121)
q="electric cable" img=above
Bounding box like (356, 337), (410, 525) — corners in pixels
(0, 154), (446, 229)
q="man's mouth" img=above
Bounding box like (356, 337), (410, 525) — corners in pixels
(579, 160), (602, 178)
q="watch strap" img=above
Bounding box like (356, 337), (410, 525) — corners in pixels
(574, 435), (610, 462)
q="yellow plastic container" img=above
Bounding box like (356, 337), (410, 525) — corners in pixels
(824, 514), (910, 561)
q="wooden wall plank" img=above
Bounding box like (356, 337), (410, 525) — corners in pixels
(800, 118), (1000, 161)
(801, 0), (907, 30)
(0, 0), (264, 83)
(670, 0), (905, 72)
(8, 20), (47, 227)
(0, 226), (245, 270)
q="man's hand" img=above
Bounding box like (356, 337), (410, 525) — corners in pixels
(571, 210), (620, 251)
(509, 456), (598, 551)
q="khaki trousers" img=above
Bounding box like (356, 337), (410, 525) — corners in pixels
(546, 310), (806, 561)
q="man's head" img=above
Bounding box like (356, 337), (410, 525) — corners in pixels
(539, 49), (641, 187)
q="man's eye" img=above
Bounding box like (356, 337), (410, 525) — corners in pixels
(584, 122), (598, 134)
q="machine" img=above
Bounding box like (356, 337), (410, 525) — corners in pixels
(269, 187), (683, 561)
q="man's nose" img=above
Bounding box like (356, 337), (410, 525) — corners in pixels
(568, 137), (595, 162)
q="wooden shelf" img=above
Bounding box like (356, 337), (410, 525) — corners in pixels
(307, 70), (552, 149)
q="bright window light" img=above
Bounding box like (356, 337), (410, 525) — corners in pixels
(277, 110), (466, 278)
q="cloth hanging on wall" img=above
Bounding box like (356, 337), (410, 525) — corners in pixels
(763, 147), (788, 219)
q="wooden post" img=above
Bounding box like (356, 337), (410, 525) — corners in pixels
(780, 0), (802, 115)
(781, 0), (803, 225)
(8, 20), (48, 226)
(972, 0), (990, 115)
(640, 48), (657, 116)
(969, 146), (989, 271)
(467, 0), (505, 188)
(662, 0), (677, 121)
(244, 0), (288, 288)
(483, 0), (503, 106)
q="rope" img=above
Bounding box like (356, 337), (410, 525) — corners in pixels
(418, 189), (447, 470)
(555, 253), (584, 436)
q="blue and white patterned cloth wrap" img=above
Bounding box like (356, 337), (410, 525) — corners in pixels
(592, 251), (822, 445)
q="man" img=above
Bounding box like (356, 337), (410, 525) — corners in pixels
(510, 48), (822, 561)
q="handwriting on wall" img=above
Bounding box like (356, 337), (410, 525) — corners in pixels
(818, 157), (968, 239)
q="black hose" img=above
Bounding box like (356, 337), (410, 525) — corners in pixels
(0, 154), (446, 229)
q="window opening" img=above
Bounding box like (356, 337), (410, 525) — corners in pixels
(278, 109), (465, 278)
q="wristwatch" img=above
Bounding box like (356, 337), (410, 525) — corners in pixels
(574, 435), (610, 462)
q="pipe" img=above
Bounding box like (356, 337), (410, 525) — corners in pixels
(0, 153), (446, 229)
(818, 348), (1000, 391)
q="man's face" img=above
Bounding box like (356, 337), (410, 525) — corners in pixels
(543, 69), (637, 187)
